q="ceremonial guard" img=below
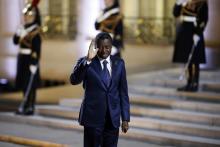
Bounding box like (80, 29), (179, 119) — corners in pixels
(13, 0), (42, 115)
(95, 0), (124, 57)
(172, 0), (208, 92)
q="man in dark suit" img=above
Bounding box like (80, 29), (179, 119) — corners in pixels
(70, 32), (130, 147)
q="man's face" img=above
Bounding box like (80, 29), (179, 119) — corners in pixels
(24, 12), (35, 24)
(104, 0), (115, 8)
(97, 39), (112, 59)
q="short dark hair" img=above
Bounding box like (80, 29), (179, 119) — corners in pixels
(95, 32), (112, 48)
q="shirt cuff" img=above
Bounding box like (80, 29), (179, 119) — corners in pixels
(83, 59), (91, 66)
(86, 60), (91, 65)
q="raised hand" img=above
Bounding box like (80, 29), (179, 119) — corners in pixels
(87, 39), (98, 61)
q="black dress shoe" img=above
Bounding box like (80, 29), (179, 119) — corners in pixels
(177, 84), (191, 91)
(23, 107), (34, 115)
(15, 108), (34, 115)
(23, 110), (34, 115)
(189, 85), (198, 92)
(177, 84), (198, 92)
(15, 107), (25, 115)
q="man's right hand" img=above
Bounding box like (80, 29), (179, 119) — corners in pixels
(87, 39), (98, 61)
(122, 121), (129, 133)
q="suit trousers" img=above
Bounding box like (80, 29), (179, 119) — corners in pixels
(84, 109), (119, 147)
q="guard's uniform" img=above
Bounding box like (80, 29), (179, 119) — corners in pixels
(172, 0), (208, 92)
(13, 1), (42, 115)
(13, 25), (41, 93)
(173, 0), (208, 63)
(95, 2), (124, 57)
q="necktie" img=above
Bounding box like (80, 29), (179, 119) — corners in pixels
(102, 60), (111, 87)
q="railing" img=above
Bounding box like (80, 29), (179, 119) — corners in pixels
(124, 17), (175, 44)
(41, 14), (77, 39)
(41, 15), (175, 44)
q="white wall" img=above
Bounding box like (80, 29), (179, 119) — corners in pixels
(0, 0), (24, 80)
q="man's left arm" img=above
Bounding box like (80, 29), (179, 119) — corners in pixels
(119, 60), (130, 133)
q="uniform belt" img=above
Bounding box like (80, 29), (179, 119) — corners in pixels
(181, 16), (196, 22)
(19, 48), (31, 55)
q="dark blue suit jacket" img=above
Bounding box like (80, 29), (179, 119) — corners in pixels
(70, 56), (130, 128)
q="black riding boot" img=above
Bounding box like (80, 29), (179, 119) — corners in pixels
(178, 63), (199, 92)
(190, 63), (199, 92)
(24, 89), (36, 115)
(16, 89), (36, 115)
(16, 89), (29, 115)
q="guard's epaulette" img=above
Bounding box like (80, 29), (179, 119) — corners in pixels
(100, 14), (122, 33)
(181, 7), (197, 16)
(28, 27), (41, 38)
(19, 27), (41, 48)
(181, 0), (206, 16)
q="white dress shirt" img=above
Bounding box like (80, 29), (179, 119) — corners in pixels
(86, 56), (112, 77)
(98, 56), (112, 77)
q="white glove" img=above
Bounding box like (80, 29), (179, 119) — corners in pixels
(16, 26), (27, 38)
(193, 34), (200, 46)
(176, 0), (187, 5)
(111, 46), (118, 56)
(20, 29), (28, 39)
(29, 65), (38, 74)
(16, 26), (22, 36)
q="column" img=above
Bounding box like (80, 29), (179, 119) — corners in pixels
(0, 0), (24, 80)
(203, 0), (220, 68)
(39, 0), (49, 15)
(62, 0), (69, 35)
(155, 0), (164, 39)
(122, 0), (139, 42)
(76, 0), (100, 57)
(123, 0), (139, 18)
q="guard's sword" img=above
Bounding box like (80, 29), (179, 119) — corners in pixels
(179, 43), (196, 81)
(18, 64), (38, 112)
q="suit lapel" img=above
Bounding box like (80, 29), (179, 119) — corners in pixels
(109, 56), (117, 89)
(91, 56), (118, 90)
